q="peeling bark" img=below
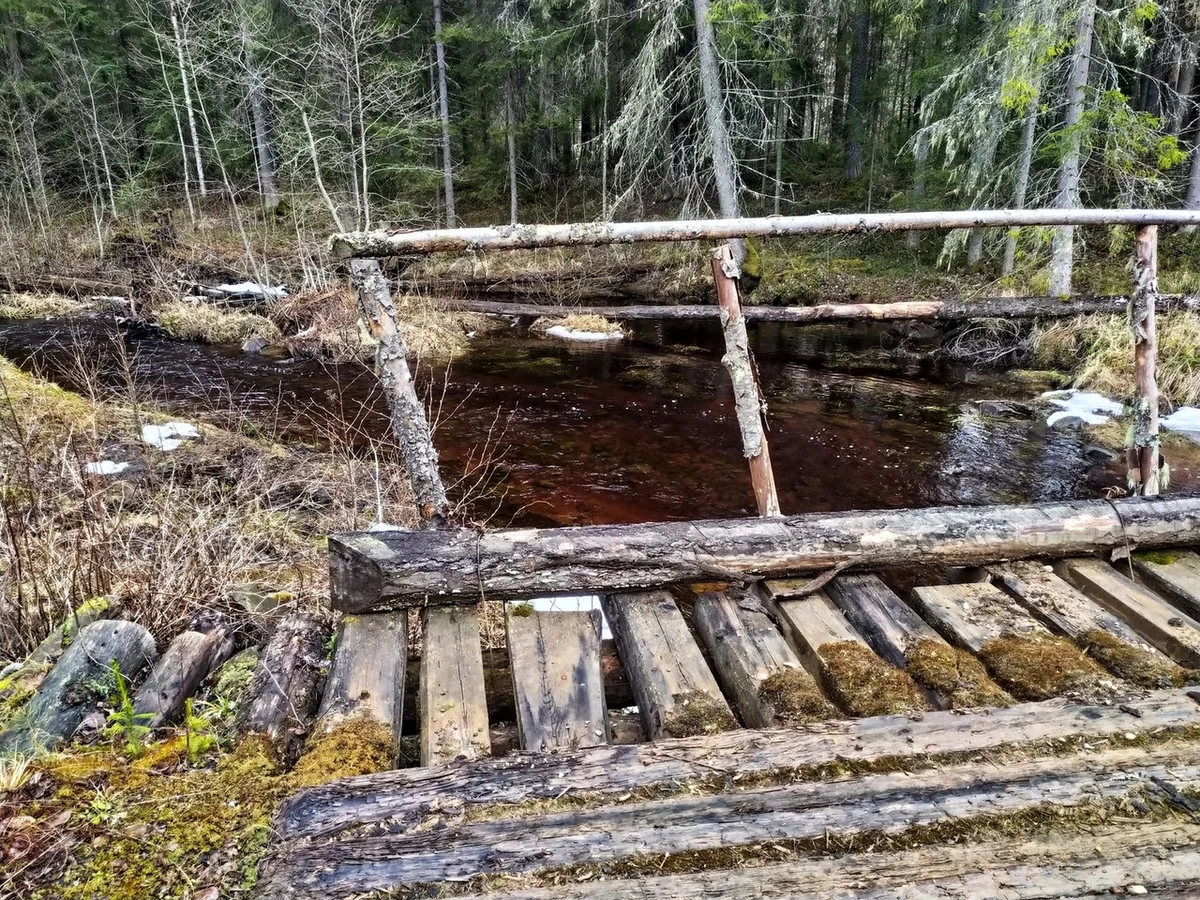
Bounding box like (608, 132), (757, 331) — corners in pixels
(1130, 225), (1161, 497)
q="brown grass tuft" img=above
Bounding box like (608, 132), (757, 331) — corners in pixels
(155, 301), (280, 344)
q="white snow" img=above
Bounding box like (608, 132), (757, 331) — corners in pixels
(367, 521), (405, 532)
(85, 460), (131, 476)
(216, 282), (288, 300)
(1040, 389), (1124, 427)
(514, 595), (612, 639)
(141, 422), (201, 451)
(545, 324), (624, 343)
(1163, 406), (1200, 434)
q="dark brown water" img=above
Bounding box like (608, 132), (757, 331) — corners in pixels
(3, 315), (1194, 526)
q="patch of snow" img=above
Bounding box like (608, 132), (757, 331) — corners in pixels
(141, 421), (200, 451)
(514, 595), (612, 639)
(216, 282), (288, 300)
(545, 324), (623, 343)
(367, 521), (406, 532)
(1163, 406), (1200, 434)
(1040, 389), (1124, 427)
(85, 460), (130, 476)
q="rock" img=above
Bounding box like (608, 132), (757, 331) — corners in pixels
(975, 400), (1034, 418)
(1048, 414), (1087, 430)
(1083, 445), (1118, 463)
(242, 335), (271, 354)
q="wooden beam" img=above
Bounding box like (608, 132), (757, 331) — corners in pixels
(348, 258), (449, 526)
(505, 608), (608, 752)
(274, 686), (1200, 842)
(315, 612), (407, 752)
(328, 497), (1200, 611)
(259, 744), (1200, 896)
(132, 618), (234, 729)
(419, 606), (491, 765)
(1131, 549), (1200, 618)
(329, 208), (1200, 257)
(1130, 224), (1161, 496)
(712, 243), (780, 516)
(433, 293), (1200, 323)
(600, 591), (736, 740)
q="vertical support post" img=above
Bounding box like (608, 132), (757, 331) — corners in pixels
(349, 258), (452, 525)
(711, 243), (782, 517)
(1130, 225), (1161, 497)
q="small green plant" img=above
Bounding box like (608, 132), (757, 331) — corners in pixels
(183, 698), (218, 765)
(85, 787), (126, 826)
(0, 754), (32, 792)
(104, 660), (153, 758)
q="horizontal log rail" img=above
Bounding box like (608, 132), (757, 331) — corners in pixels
(329, 496), (1200, 612)
(434, 293), (1200, 323)
(331, 208), (1200, 257)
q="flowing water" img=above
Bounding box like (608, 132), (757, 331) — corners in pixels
(3, 315), (1197, 527)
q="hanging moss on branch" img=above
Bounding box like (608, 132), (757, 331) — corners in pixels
(978, 635), (1112, 701)
(816, 642), (925, 717)
(904, 640), (1013, 709)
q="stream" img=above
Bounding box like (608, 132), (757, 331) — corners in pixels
(3, 315), (1197, 527)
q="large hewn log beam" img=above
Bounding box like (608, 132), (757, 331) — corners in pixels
(433, 293), (1200, 322)
(328, 497), (1200, 612)
(330, 208), (1200, 257)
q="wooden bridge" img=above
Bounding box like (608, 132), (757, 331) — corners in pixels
(255, 207), (1200, 897)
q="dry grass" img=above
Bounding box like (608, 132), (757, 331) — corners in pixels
(0, 293), (83, 320)
(155, 301), (281, 345)
(0, 355), (419, 660)
(1029, 312), (1200, 406)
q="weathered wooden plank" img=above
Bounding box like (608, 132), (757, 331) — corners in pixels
(329, 497), (1200, 611)
(910, 582), (1111, 701)
(0, 621), (157, 756)
(132, 617), (235, 729)
(1130, 549), (1200, 619)
(601, 591), (736, 739)
(989, 561), (1191, 688)
(1058, 558), (1200, 668)
(505, 608), (608, 752)
(240, 611), (332, 764)
(259, 744), (1200, 896)
(760, 579), (926, 717)
(420, 606), (491, 766)
(274, 686), (1200, 842)
(316, 612), (407, 753)
(452, 822), (1200, 899)
(692, 590), (833, 727)
(826, 575), (1011, 709)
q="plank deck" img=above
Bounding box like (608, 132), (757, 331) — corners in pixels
(692, 590), (832, 727)
(420, 606), (491, 766)
(1058, 558), (1200, 668)
(601, 590), (736, 739)
(824, 574), (941, 668)
(505, 607), (608, 752)
(1131, 549), (1200, 618)
(317, 611), (407, 749)
(910, 582), (1049, 653)
(259, 744), (1200, 897)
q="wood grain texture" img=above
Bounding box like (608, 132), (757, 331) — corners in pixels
(259, 744), (1200, 896)
(601, 591), (735, 740)
(273, 686), (1200, 842)
(449, 823), (1200, 899)
(329, 497), (1200, 610)
(825, 574), (941, 666)
(317, 612), (407, 751)
(505, 608), (608, 751)
(1131, 549), (1200, 618)
(420, 606), (490, 765)
(910, 582), (1049, 653)
(132, 620), (234, 729)
(692, 590), (827, 727)
(1058, 558), (1200, 667)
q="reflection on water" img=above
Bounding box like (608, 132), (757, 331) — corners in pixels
(2, 315), (1194, 527)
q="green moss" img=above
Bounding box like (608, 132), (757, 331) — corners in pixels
(1136, 551), (1179, 566)
(213, 648), (260, 707)
(978, 635), (1109, 701)
(905, 640), (1012, 709)
(508, 602), (535, 618)
(661, 691), (737, 738)
(757, 667), (837, 724)
(1078, 628), (1198, 688)
(817, 641), (925, 717)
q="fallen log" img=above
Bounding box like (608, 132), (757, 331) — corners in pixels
(0, 597), (122, 701)
(0, 273), (132, 299)
(132, 616), (235, 729)
(0, 621), (157, 756)
(239, 611), (332, 764)
(329, 497), (1200, 611)
(433, 293), (1200, 323)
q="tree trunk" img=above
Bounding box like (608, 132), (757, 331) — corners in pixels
(843, 0), (871, 180)
(906, 130), (929, 249)
(167, 0), (206, 197)
(693, 0), (744, 261)
(328, 497), (1200, 611)
(506, 72), (518, 225)
(1048, 0), (1096, 296)
(1129, 225), (1161, 497)
(830, 16), (848, 142)
(1171, 38), (1196, 137)
(245, 37), (279, 212)
(347, 259), (451, 527)
(132, 617), (235, 729)
(1003, 95), (1039, 276)
(772, 96), (786, 215)
(434, 0), (456, 227)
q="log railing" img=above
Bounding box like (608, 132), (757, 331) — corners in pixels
(338, 207), (1197, 519)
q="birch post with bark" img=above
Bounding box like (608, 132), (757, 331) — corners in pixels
(1130, 225), (1161, 497)
(348, 258), (451, 527)
(712, 243), (780, 517)
(433, 0), (456, 227)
